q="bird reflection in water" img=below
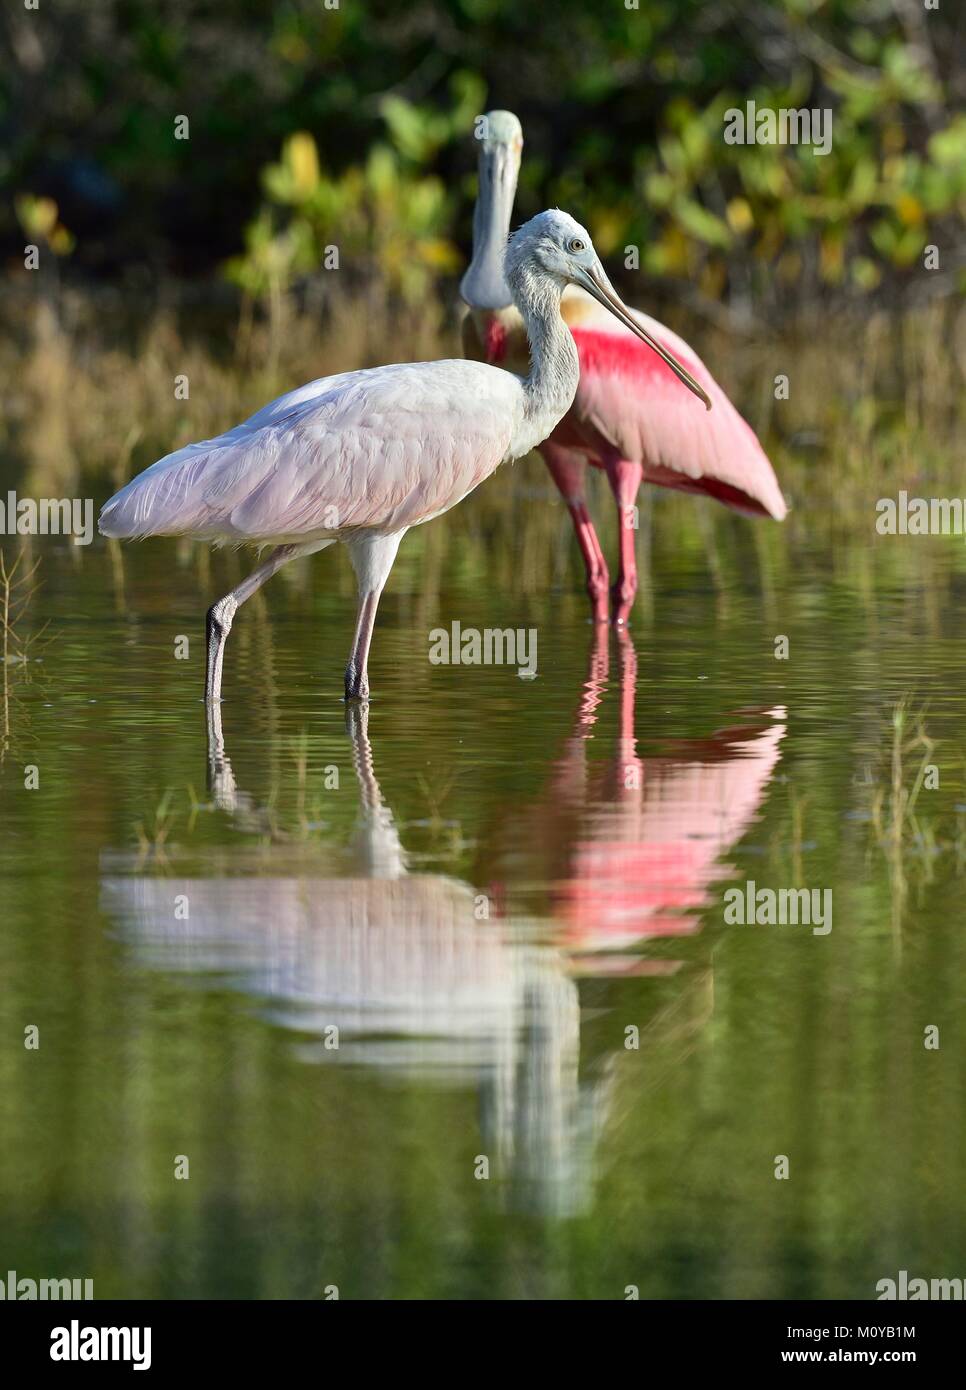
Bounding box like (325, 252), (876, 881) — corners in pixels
(100, 641), (784, 1216)
(500, 628), (786, 966)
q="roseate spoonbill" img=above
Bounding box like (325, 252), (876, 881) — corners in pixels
(100, 210), (707, 707)
(461, 111), (787, 625)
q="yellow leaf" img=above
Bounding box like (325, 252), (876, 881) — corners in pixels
(286, 132), (320, 198)
(419, 238), (461, 271)
(15, 194), (59, 239)
(726, 197), (754, 235)
(895, 193), (924, 226)
(49, 226), (75, 257)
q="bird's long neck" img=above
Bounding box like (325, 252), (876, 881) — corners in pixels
(508, 267), (580, 460)
(461, 178), (514, 312)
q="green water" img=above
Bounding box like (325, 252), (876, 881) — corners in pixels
(2, 491), (966, 1300)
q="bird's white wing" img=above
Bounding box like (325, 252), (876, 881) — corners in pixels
(100, 360), (523, 541)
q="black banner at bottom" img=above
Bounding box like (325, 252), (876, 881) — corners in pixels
(0, 1297), (960, 1373)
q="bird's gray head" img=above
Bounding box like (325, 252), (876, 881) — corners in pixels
(505, 208), (713, 411)
(479, 109), (523, 149)
(504, 209), (597, 291)
(461, 110), (524, 311)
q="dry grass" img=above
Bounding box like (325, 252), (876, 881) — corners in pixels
(2, 282), (963, 573)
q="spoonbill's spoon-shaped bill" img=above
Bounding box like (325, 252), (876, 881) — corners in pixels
(566, 259), (711, 411)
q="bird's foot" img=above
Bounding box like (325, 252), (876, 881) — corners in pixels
(343, 661), (370, 703)
(609, 582), (636, 627)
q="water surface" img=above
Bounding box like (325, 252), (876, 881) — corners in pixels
(2, 497), (965, 1299)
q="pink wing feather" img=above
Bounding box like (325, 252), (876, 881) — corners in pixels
(562, 295), (786, 520)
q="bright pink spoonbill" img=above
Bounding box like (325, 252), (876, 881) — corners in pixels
(461, 111), (787, 626)
(99, 209), (709, 708)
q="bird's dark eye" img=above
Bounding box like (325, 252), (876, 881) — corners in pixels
(568, 238), (586, 253)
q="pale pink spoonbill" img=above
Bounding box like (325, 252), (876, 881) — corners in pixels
(461, 111), (787, 625)
(100, 209), (708, 708)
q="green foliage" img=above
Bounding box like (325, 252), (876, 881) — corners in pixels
(224, 75), (483, 302)
(1, 0), (963, 309)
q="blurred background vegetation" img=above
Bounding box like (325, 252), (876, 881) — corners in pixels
(3, 0), (963, 304)
(0, 0), (963, 539)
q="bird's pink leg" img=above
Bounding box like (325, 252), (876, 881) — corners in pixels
(540, 442), (609, 623)
(344, 531), (405, 701)
(206, 544), (298, 710)
(604, 457), (644, 626)
(205, 539), (333, 726)
(345, 592), (381, 701)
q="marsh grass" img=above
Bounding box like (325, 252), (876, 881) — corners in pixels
(5, 287), (961, 495)
(0, 548), (46, 667)
(2, 284), (964, 617)
(861, 697), (952, 946)
(132, 786), (178, 864)
(881, 699), (938, 854)
(0, 546), (52, 762)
